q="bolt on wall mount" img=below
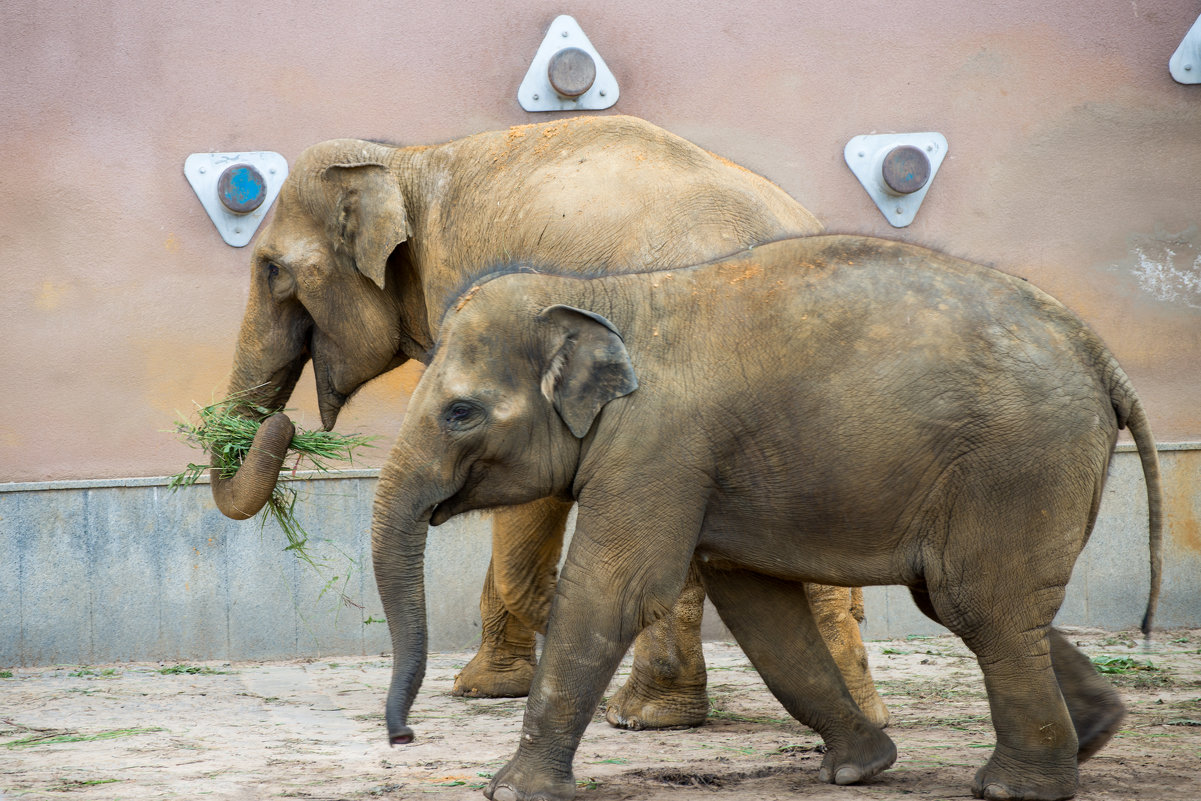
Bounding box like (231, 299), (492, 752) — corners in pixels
(844, 133), (948, 228)
(1170, 13), (1201, 84)
(519, 15), (618, 112)
(184, 152), (288, 247)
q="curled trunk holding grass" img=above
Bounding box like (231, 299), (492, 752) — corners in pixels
(210, 413), (295, 520)
(173, 389), (375, 525)
(172, 394), (375, 572)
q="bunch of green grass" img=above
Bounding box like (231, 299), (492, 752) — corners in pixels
(169, 392), (376, 568)
(1090, 655), (1158, 674)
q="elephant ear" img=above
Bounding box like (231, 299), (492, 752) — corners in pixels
(323, 160), (412, 291)
(538, 305), (639, 439)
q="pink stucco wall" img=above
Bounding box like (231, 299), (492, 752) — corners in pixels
(2, 1), (1199, 483)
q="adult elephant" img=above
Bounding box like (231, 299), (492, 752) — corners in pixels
(208, 115), (889, 729)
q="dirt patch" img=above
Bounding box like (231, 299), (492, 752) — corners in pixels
(3, 629), (1199, 800)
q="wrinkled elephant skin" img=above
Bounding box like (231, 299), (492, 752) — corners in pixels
(378, 235), (1162, 801)
(209, 116), (890, 728)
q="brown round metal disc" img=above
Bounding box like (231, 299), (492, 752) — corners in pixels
(881, 145), (931, 195)
(217, 163), (267, 214)
(547, 47), (596, 98)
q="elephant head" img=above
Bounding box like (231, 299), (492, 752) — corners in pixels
(210, 139), (431, 519)
(372, 282), (638, 743)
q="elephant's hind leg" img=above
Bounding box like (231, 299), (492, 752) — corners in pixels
(961, 622), (1078, 800)
(1048, 628), (1125, 762)
(605, 563), (709, 730)
(911, 588), (1124, 765)
(919, 580), (1079, 799)
(699, 563), (897, 786)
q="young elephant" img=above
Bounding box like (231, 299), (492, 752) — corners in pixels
(376, 235), (1162, 801)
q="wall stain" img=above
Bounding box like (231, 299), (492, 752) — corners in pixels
(35, 281), (69, 311)
(1165, 454), (1201, 555)
(1125, 226), (1201, 310)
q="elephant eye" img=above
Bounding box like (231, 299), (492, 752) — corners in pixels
(443, 401), (482, 429)
(266, 262), (280, 279)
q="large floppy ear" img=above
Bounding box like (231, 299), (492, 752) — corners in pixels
(538, 305), (639, 438)
(323, 160), (412, 291)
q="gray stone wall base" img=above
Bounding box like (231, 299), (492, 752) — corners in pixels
(2, 447), (1197, 666)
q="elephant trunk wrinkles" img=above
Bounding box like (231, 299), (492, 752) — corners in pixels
(373, 478), (433, 745)
(209, 349), (307, 520)
(209, 413), (295, 519)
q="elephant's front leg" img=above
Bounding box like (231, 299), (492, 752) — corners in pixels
(806, 582), (890, 728)
(699, 564), (897, 785)
(453, 498), (570, 698)
(451, 560), (538, 698)
(486, 500), (702, 801)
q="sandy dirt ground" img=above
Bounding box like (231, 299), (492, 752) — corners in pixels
(3, 628), (1199, 801)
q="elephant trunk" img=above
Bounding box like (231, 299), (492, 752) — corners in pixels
(209, 332), (309, 519)
(209, 413), (296, 519)
(372, 464), (436, 745)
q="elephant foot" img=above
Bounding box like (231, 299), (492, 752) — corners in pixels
(1047, 629), (1125, 763)
(971, 753), (1078, 801)
(849, 679), (891, 729)
(815, 722), (896, 785)
(603, 642), (708, 730)
(451, 645), (535, 698)
(1072, 689), (1124, 763)
(603, 676), (709, 730)
(604, 576), (709, 731)
(485, 755), (575, 801)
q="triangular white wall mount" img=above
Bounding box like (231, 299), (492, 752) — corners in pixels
(844, 133), (948, 228)
(184, 151), (288, 247)
(1169, 13), (1201, 84)
(518, 15), (618, 112)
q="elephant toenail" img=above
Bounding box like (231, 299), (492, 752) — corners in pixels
(983, 784), (1012, 800)
(492, 787), (518, 801)
(834, 766), (862, 785)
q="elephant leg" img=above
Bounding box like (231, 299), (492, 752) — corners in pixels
(917, 580), (1078, 801)
(806, 582), (890, 728)
(451, 560), (537, 698)
(699, 564), (897, 786)
(452, 498), (570, 698)
(1048, 628), (1124, 762)
(486, 502), (702, 801)
(910, 587), (1122, 765)
(604, 563), (709, 730)
(850, 585), (866, 622)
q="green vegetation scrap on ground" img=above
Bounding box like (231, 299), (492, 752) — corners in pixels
(1091, 655), (1158, 674)
(4, 727), (165, 749)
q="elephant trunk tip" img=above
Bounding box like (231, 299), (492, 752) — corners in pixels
(389, 726), (415, 746)
(209, 412), (295, 520)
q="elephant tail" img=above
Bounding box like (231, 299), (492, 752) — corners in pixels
(1109, 368), (1163, 638)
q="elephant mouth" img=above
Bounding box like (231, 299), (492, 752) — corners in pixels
(318, 387), (349, 431)
(429, 497), (461, 527)
(313, 356), (351, 431)
(428, 477), (475, 527)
